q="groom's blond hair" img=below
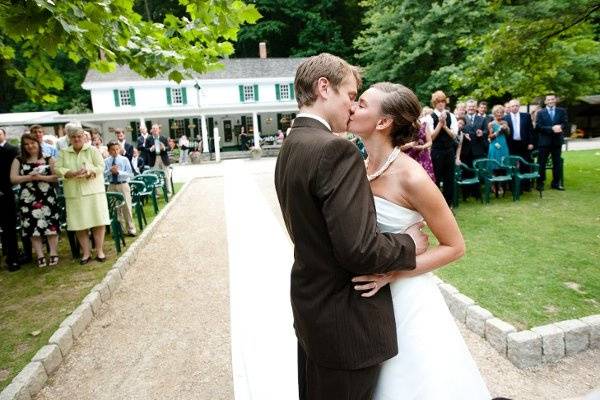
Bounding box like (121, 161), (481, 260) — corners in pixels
(294, 53), (362, 108)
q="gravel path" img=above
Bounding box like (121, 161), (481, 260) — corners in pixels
(37, 178), (232, 400)
(33, 161), (598, 399)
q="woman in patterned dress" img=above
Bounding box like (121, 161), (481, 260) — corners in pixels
(10, 133), (61, 267)
(404, 106), (436, 181)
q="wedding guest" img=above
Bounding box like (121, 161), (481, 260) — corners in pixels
(10, 133), (61, 267)
(104, 141), (136, 236)
(536, 93), (567, 191)
(91, 131), (109, 159)
(30, 125), (58, 159)
(55, 122), (110, 264)
(145, 124), (171, 193)
(131, 147), (144, 175)
(0, 127), (21, 271)
(477, 101), (489, 118)
(136, 125), (151, 165)
(488, 105), (511, 195)
(454, 102), (466, 120)
(178, 135), (189, 164)
(114, 128), (133, 162)
(425, 90), (458, 207)
(405, 106), (435, 181)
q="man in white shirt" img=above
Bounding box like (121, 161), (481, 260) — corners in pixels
(425, 90), (458, 207)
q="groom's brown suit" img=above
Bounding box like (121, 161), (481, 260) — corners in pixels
(275, 117), (417, 399)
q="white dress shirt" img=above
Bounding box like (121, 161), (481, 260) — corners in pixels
(425, 110), (458, 137)
(295, 112), (332, 132)
(510, 112), (521, 140)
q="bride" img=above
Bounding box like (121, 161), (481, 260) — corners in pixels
(347, 82), (491, 399)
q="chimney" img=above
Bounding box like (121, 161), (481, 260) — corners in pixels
(259, 42), (267, 59)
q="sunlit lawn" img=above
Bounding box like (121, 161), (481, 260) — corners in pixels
(437, 150), (600, 330)
(0, 183), (183, 390)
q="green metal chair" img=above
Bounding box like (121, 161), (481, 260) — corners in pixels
(453, 163), (481, 208)
(143, 170), (169, 202)
(128, 180), (147, 231)
(502, 156), (542, 200)
(473, 159), (514, 203)
(106, 192), (126, 253)
(131, 174), (160, 215)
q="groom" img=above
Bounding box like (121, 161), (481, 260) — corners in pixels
(275, 53), (428, 399)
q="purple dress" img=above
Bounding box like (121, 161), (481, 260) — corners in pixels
(407, 123), (436, 181)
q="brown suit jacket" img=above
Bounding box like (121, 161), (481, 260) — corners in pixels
(274, 117), (417, 370)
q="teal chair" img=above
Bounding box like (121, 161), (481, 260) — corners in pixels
(473, 159), (514, 203)
(453, 163), (481, 208)
(106, 192), (126, 253)
(132, 174), (160, 215)
(128, 180), (147, 231)
(143, 170), (169, 202)
(502, 156), (542, 200)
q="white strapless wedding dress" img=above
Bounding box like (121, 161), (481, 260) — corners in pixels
(373, 196), (491, 400)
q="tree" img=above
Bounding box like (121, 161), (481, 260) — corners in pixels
(450, 0), (600, 102)
(233, 0), (363, 60)
(0, 0), (260, 103)
(354, 0), (495, 102)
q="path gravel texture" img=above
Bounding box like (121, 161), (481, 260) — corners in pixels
(37, 178), (232, 400)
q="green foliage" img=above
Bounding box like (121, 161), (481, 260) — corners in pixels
(234, 0), (363, 60)
(355, 0), (600, 103)
(354, 0), (495, 102)
(451, 0), (600, 102)
(0, 0), (260, 103)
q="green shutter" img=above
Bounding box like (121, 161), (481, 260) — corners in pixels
(254, 84), (259, 101)
(166, 88), (172, 105)
(275, 84), (281, 101)
(129, 88), (136, 106)
(113, 89), (120, 107)
(182, 87), (188, 105)
(289, 83), (295, 100)
(239, 85), (244, 102)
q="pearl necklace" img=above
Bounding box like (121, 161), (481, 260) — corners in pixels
(366, 147), (401, 181)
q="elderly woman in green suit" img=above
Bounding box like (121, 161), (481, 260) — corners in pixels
(55, 122), (110, 264)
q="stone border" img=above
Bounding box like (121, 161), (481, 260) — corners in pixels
(432, 275), (600, 369)
(0, 179), (194, 400)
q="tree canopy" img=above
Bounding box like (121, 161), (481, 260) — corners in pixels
(0, 0), (260, 104)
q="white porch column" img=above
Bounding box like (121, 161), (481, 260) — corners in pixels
(252, 111), (260, 148)
(201, 114), (209, 153)
(139, 117), (145, 127)
(214, 127), (221, 162)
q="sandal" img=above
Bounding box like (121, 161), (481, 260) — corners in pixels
(37, 257), (47, 268)
(48, 255), (59, 266)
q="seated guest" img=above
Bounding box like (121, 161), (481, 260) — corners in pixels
(30, 125), (58, 159)
(55, 122), (110, 264)
(0, 127), (21, 271)
(104, 141), (136, 236)
(10, 133), (61, 267)
(131, 147), (145, 175)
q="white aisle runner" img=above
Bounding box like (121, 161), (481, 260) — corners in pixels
(224, 160), (298, 400)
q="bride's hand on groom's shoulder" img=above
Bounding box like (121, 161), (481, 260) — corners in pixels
(352, 272), (400, 297)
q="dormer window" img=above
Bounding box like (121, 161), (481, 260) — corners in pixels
(113, 88), (136, 107)
(239, 84), (259, 102)
(275, 83), (295, 101)
(166, 87), (188, 106)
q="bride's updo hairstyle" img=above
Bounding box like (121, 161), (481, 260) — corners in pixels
(372, 82), (422, 147)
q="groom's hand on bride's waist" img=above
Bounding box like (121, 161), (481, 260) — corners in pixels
(405, 221), (429, 255)
(352, 272), (401, 298)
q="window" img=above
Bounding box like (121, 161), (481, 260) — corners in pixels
(171, 88), (183, 105)
(119, 90), (131, 106)
(279, 83), (290, 100)
(244, 85), (255, 102)
(113, 88), (136, 107)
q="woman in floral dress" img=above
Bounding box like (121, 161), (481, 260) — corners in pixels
(10, 133), (61, 267)
(404, 106), (436, 181)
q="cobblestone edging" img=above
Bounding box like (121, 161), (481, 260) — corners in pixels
(431, 275), (600, 369)
(0, 180), (194, 400)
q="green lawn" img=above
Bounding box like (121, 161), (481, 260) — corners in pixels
(0, 183), (183, 391)
(437, 150), (600, 330)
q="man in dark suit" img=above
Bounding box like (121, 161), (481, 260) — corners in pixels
(0, 128), (21, 271)
(463, 99), (488, 165)
(136, 125), (151, 166)
(115, 128), (134, 162)
(535, 94), (568, 190)
(504, 99), (535, 189)
(145, 124), (171, 193)
(275, 53), (427, 400)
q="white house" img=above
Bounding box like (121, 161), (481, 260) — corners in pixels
(79, 56), (305, 152)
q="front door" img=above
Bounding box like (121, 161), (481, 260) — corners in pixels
(223, 120), (233, 144)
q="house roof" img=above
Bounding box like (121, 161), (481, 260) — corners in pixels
(84, 58), (307, 83)
(0, 111), (60, 125)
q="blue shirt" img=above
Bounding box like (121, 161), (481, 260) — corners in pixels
(104, 155), (133, 184)
(41, 142), (58, 158)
